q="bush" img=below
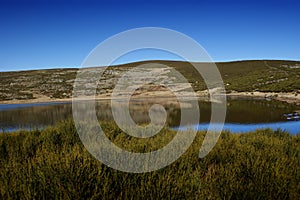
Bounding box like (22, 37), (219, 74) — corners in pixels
(0, 120), (299, 199)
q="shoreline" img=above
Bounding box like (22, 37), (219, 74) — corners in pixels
(226, 91), (300, 105)
(0, 91), (299, 105)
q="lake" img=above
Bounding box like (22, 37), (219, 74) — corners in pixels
(0, 97), (299, 134)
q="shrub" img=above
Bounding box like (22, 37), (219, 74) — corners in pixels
(0, 120), (299, 199)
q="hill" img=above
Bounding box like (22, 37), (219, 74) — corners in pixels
(0, 60), (300, 102)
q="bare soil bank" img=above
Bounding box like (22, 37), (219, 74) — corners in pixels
(0, 91), (299, 105)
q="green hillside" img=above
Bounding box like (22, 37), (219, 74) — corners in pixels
(0, 60), (299, 101)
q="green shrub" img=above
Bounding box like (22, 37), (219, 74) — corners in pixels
(0, 120), (299, 199)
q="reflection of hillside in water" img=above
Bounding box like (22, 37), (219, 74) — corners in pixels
(0, 103), (72, 129)
(71, 98), (300, 125)
(0, 98), (299, 131)
(94, 99), (183, 126)
(224, 98), (298, 123)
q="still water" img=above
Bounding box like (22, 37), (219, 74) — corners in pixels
(0, 98), (299, 134)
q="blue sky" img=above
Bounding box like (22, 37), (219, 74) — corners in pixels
(0, 0), (299, 71)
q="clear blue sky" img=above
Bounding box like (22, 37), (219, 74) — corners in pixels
(0, 0), (299, 71)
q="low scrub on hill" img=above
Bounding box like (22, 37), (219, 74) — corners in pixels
(1, 60), (300, 101)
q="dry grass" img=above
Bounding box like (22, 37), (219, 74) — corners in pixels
(0, 119), (299, 199)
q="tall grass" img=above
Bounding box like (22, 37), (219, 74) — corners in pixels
(0, 119), (299, 199)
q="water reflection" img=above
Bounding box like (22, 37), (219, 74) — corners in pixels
(0, 98), (299, 133)
(177, 121), (300, 135)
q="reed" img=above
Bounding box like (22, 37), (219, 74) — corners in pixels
(0, 119), (299, 199)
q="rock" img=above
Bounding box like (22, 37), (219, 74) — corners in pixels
(265, 94), (273, 99)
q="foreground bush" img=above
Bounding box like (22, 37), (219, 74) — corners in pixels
(0, 119), (299, 199)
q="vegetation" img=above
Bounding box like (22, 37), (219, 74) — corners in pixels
(1, 60), (300, 101)
(0, 119), (299, 199)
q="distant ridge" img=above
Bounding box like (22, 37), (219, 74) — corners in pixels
(0, 60), (299, 102)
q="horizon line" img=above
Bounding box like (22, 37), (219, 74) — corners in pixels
(1, 58), (300, 73)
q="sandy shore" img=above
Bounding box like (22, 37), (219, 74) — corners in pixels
(226, 91), (300, 105)
(0, 91), (299, 105)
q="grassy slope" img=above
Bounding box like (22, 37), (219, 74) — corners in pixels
(0, 60), (300, 101)
(217, 60), (300, 92)
(161, 60), (300, 92)
(0, 120), (299, 199)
